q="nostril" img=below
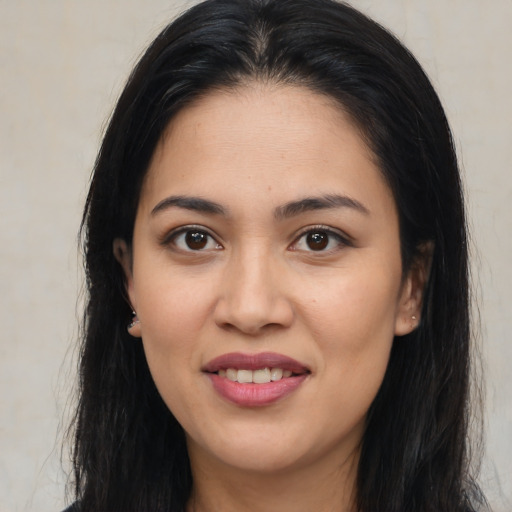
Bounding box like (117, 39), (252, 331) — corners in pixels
(213, 272), (294, 334)
(216, 319), (290, 336)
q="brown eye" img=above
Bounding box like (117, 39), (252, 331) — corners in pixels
(306, 231), (329, 251)
(291, 227), (349, 253)
(168, 227), (222, 252)
(185, 230), (209, 250)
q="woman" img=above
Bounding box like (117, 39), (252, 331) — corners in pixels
(67, 0), (487, 510)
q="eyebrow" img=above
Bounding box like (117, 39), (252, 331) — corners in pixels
(151, 195), (227, 216)
(274, 194), (369, 220)
(150, 193), (369, 219)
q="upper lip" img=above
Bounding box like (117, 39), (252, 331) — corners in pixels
(202, 352), (310, 374)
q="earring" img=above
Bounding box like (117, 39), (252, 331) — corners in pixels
(127, 311), (140, 331)
(411, 315), (417, 321)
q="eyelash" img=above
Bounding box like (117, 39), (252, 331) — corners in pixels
(162, 225), (352, 253)
(290, 225), (352, 253)
(163, 225), (223, 252)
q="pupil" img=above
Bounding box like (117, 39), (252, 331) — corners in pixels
(307, 232), (328, 250)
(186, 231), (207, 250)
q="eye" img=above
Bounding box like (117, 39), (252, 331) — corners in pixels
(169, 228), (222, 251)
(291, 227), (349, 252)
(304, 232), (329, 251)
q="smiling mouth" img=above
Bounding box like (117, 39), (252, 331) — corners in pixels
(217, 367), (294, 383)
(203, 352), (310, 406)
(203, 352), (310, 380)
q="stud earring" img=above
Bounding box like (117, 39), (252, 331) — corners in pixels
(411, 315), (417, 321)
(128, 311), (140, 331)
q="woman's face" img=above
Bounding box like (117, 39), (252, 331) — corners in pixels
(117, 85), (420, 476)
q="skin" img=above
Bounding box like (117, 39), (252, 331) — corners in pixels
(115, 84), (424, 512)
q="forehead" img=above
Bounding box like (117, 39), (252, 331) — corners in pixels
(139, 83), (392, 215)
(161, 83), (370, 155)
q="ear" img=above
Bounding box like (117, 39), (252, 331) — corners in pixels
(394, 243), (433, 336)
(113, 238), (141, 338)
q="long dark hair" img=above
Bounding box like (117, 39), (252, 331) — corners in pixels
(71, 0), (486, 510)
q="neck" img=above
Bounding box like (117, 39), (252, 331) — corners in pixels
(186, 443), (359, 512)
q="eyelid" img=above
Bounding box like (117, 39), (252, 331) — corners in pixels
(161, 224), (223, 250)
(289, 224), (353, 251)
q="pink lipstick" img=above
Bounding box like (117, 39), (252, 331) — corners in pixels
(203, 352), (310, 407)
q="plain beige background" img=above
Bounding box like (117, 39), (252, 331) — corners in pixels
(0, 1), (510, 511)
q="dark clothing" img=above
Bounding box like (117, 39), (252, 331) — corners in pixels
(61, 504), (79, 512)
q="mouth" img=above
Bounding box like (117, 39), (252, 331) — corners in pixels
(218, 367), (294, 383)
(203, 352), (310, 407)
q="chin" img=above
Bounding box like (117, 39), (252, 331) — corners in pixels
(187, 425), (307, 470)
(217, 446), (308, 474)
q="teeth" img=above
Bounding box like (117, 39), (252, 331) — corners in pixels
(237, 369), (253, 383)
(226, 368), (238, 382)
(220, 367), (295, 383)
(270, 368), (283, 381)
(253, 368), (271, 384)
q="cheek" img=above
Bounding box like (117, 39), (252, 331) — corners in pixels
(302, 267), (401, 351)
(133, 271), (216, 405)
(311, 276), (398, 414)
(136, 278), (206, 425)
(136, 269), (214, 341)
(297, 264), (400, 412)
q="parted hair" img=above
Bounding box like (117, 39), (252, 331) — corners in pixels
(71, 1), (487, 510)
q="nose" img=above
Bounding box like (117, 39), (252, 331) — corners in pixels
(213, 247), (294, 335)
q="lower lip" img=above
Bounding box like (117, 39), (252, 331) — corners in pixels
(207, 373), (308, 407)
